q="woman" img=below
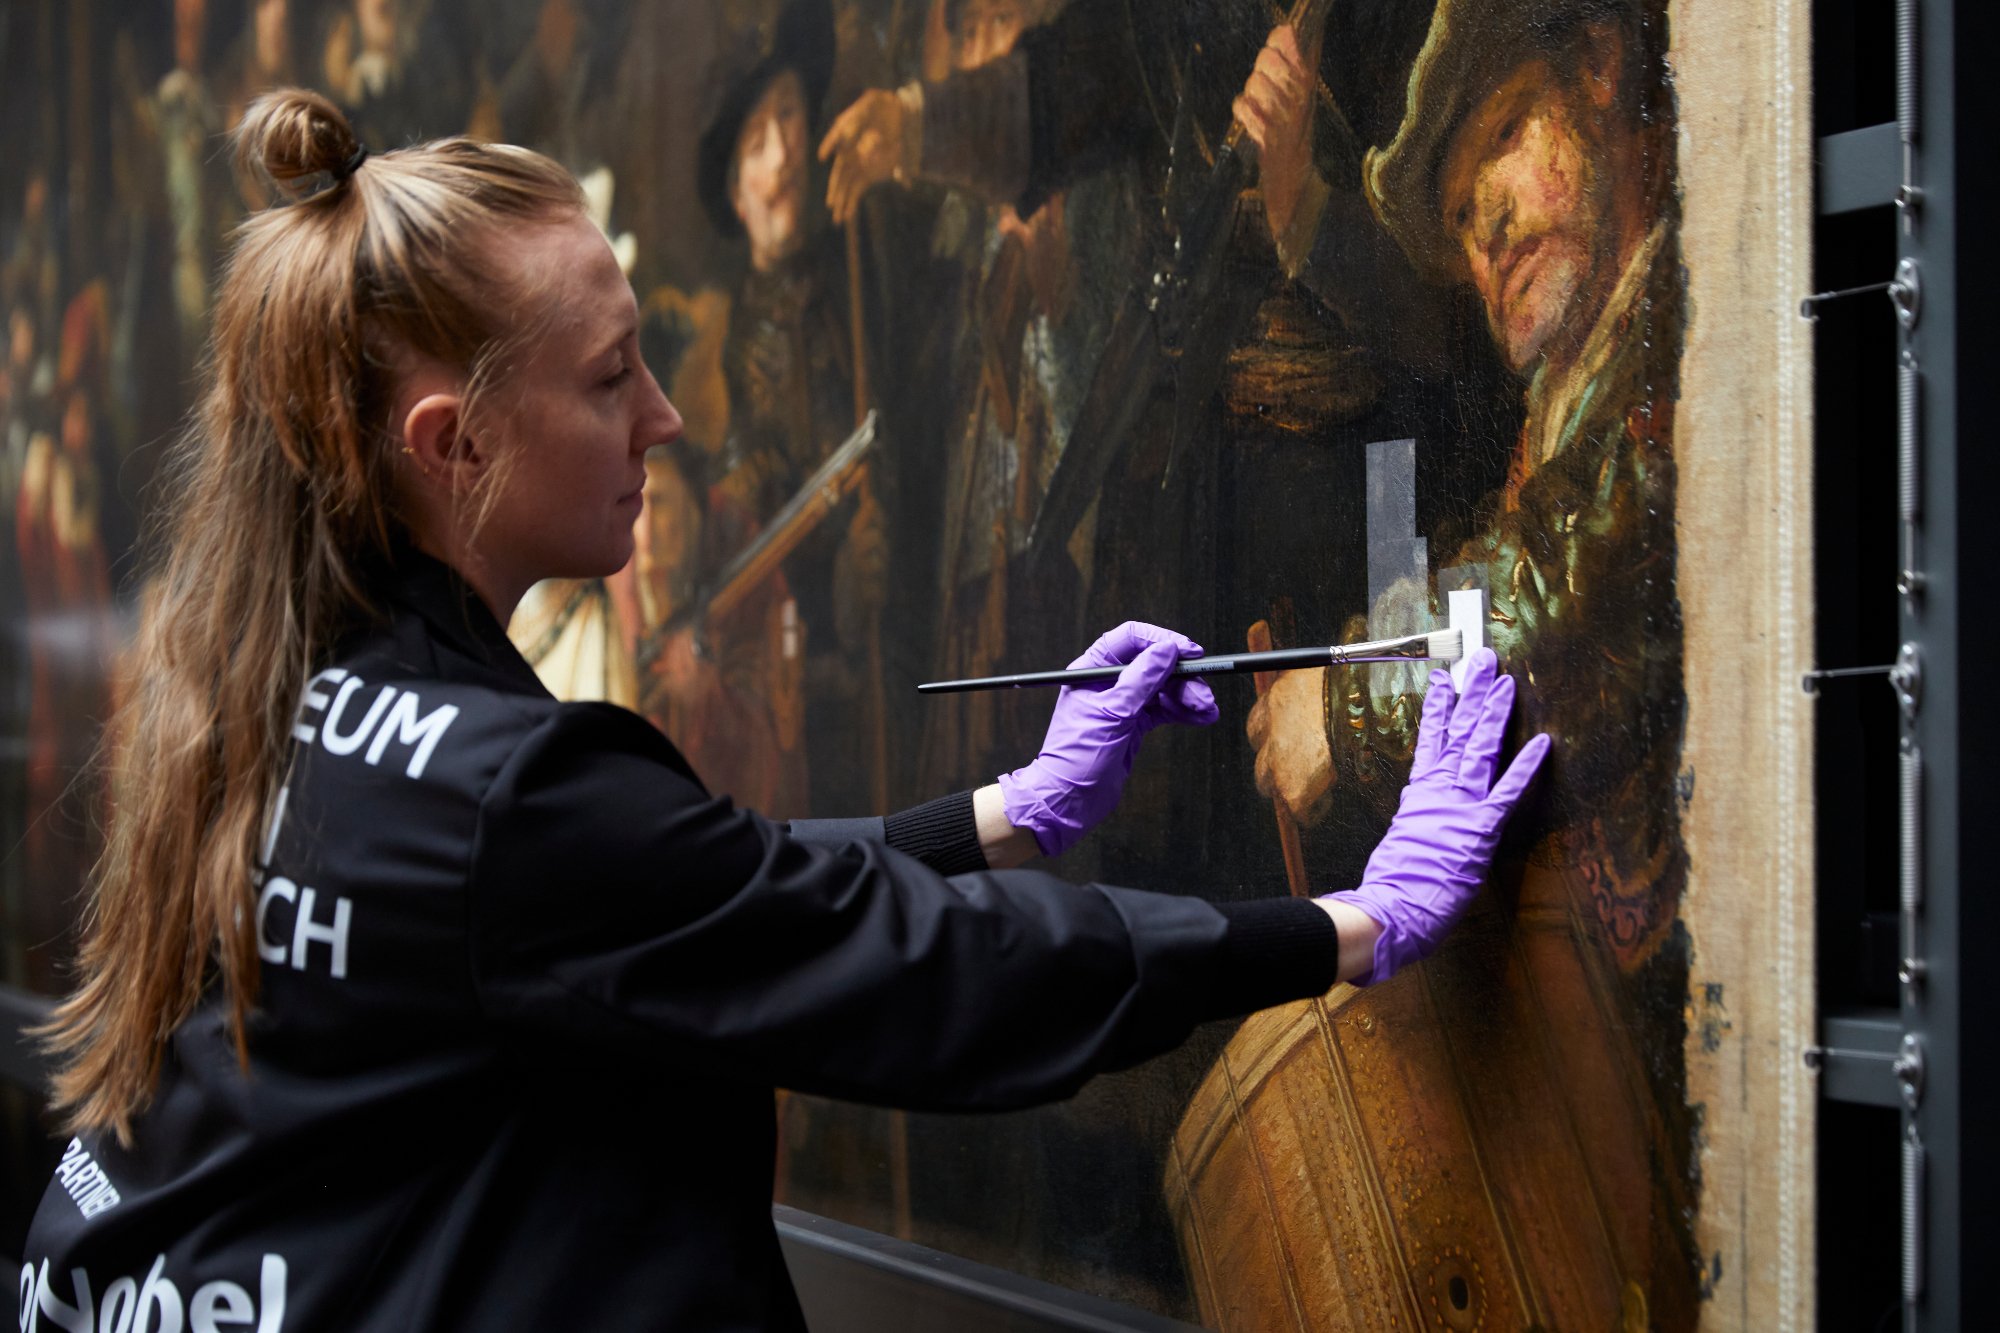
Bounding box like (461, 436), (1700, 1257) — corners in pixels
(22, 90), (1546, 1330)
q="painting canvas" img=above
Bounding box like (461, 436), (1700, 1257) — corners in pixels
(0, 0), (1814, 1326)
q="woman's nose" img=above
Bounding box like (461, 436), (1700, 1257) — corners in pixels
(647, 380), (684, 450)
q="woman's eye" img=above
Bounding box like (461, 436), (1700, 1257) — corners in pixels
(1498, 117), (1519, 143)
(601, 366), (632, 389)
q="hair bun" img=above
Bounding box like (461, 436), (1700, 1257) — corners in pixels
(234, 88), (367, 202)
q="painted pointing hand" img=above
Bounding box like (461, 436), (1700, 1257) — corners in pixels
(998, 622), (1221, 857)
(1322, 649), (1550, 984)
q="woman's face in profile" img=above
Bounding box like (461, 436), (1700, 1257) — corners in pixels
(470, 212), (683, 595)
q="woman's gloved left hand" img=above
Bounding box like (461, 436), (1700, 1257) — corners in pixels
(1321, 648), (1549, 984)
(997, 622), (1220, 857)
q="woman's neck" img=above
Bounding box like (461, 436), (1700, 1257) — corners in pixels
(409, 531), (524, 628)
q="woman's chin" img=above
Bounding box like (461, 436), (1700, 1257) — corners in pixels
(540, 543), (635, 584)
(599, 535), (639, 578)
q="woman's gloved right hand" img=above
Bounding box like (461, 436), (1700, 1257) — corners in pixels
(997, 622), (1219, 857)
(1321, 648), (1549, 984)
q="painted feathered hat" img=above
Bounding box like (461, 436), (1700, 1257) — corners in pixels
(1363, 0), (1647, 282)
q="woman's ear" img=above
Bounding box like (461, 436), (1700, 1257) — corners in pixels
(400, 391), (485, 492)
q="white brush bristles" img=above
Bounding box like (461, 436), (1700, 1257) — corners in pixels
(1426, 628), (1464, 663)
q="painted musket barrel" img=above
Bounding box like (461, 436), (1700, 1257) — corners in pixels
(1165, 856), (1690, 1331)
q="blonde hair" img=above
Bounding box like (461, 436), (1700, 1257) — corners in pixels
(39, 88), (583, 1141)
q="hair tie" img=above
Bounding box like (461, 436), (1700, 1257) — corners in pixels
(336, 144), (370, 182)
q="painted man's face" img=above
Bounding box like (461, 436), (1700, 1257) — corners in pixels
(956, 0), (1031, 72)
(731, 69), (811, 269)
(1438, 43), (1623, 372)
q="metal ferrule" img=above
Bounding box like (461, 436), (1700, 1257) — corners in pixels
(1326, 633), (1444, 664)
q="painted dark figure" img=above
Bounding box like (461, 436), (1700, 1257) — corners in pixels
(901, 0), (1087, 801)
(681, 0), (981, 1242)
(13, 289), (119, 996)
(818, 0), (1517, 830)
(814, 0), (1521, 1305)
(681, 1), (922, 828)
(1218, 0), (1698, 1324)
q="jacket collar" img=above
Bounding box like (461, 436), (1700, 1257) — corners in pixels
(374, 543), (548, 696)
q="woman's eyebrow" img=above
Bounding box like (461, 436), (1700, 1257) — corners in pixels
(586, 323), (638, 363)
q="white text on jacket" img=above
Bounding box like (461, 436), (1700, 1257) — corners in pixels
(20, 1252), (286, 1333)
(251, 787), (352, 981)
(292, 669), (458, 780)
(53, 1141), (118, 1220)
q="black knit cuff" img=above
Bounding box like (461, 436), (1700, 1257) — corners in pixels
(1209, 898), (1340, 1016)
(884, 789), (988, 875)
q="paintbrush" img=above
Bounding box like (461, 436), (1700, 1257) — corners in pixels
(916, 630), (1464, 694)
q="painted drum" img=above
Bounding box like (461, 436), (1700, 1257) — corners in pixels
(1165, 853), (1692, 1332)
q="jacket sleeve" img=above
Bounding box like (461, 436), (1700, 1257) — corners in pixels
(789, 789), (989, 876)
(918, 0), (1154, 216)
(467, 703), (1336, 1111)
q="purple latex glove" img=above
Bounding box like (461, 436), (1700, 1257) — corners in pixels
(998, 622), (1221, 856)
(1324, 648), (1550, 985)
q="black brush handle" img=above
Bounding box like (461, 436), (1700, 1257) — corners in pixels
(916, 647), (1334, 694)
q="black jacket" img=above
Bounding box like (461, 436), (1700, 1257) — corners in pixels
(22, 551), (1337, 1331)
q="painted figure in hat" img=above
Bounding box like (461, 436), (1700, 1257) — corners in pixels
(815, 0), (1459, 418)
(1223, 0), (1698, 1324)
(1250, 0), (1684, 972)
(815, 0), (1500, 863)
(891, 0), (1086, 808)
(684, 0), (894, 824)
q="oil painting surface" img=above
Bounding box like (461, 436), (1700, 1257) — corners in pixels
(0, 0), (1812, 1325)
